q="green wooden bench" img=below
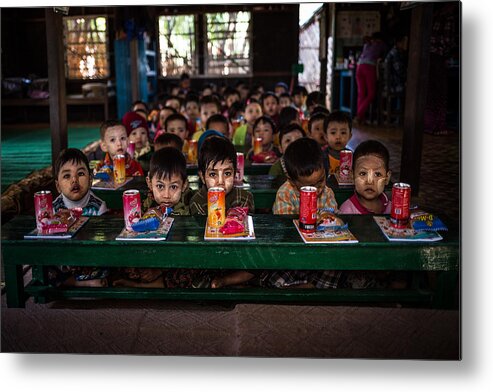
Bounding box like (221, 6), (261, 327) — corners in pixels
(1, 214), (459, 309)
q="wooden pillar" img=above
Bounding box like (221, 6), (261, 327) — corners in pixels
(45, 8), (68, 168)
(399, 3), (433, 195)
(130, 39), (140, 103)
(319, 4), (328, 98)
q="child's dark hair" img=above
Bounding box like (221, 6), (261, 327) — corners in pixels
(165, 95), (182, 107)
(279, 123), (306, 145)
(280, 92), (292, 101)
(283, 138), (324, 181)
(161, 106), (177, 115)
(292, 85), (308, 97)
(132, 100), (148, 113)
(154, 133), (184, 151)
(228, 101), (245, 121)
(253, 115), (276, 134)
(312, 105), (330, 115)
(306, 91), (325, 108)
(223, 87), (240, 101)
(54, 148), (90, 179)
(279, 106), (300, 130)
(206, 113), (229, 131)
(149, 146), (187, 182)
(164, 113), (188, 131)
(200, 94), (221, 112)
(308, 112), (329, 133)
(324, 110), (352, 133)
(185, 92), (200, 106)
(198, 136), (237, 176)
(352, 140), (390, 172)
(260, 91), (279, 105)
(100, 119), (124, 139)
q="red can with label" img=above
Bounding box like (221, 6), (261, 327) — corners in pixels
(235, 152), (245, 184)
(113, 154), (126, 185)
(123, 190), (141, 231)
(390, 183), (411, 229)
(339, 149), (353, 182)
(253, 137), (263, 155)
(208, 187), (226, 228)
(34, 190), (54, 231)
(127, 141), (136, 158)
(299, 186), (317, 233)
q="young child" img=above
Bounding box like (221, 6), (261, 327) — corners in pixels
(279, 92), (293, 109)
(122, 111), (152, 160)
(306, 91), (326, 116)
(324, 111), (353, 175)
(339, 139), (392, 214)
(184, 93), (201, 135)
(260, 91), (280, 126)
(205, 113), (230, 138)
(268, 123), (305, 177)
(308, 112), (329, 149)
(292, 85), (308, 118)
(222, 87), (241, 117)
(98, 119), (144, 177)
(270, 137), (340, 289)
(154, 132), (184, 152)
(49, 148), (109, 287)
(163, 112), (190, 156)
(113, 147), (191, 288)
(189, 136), (255, 288)
(192, 94), (222, 140)
(165, 95), (182, 114)
(153, 106), (177, 142)
(247, 115), (281, 163)
(274, 81), (289, 97)
(232, 98), (262, 152)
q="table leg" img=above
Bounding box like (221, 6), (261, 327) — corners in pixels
(31, 265), (47, 304)
(432, 271), (459, 309)
(5, 264), (25, 308)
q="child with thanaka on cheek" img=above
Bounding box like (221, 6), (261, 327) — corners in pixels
(247, 115), (281, 163)
(232, 99), (262, 153)
(48, 148), (109, 288)
(99, 119), (144, 177)
(189, 136), (256, 289)
(270, 138), (340, 289)
(113, 147), (191, 288)
(324, 111), (352, 175)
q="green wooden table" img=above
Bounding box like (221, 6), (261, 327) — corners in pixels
(92, 175), (358, 211)
(1, 214), (459, 308)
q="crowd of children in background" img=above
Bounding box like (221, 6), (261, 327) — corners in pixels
(52, 76), (405, 290)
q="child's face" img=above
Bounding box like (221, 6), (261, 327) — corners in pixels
(146, 173), (187, 208)
(309, 119), (327, 147)
(253, 121), (274, 147)
(166, 98), (181, 113)
(200, 159), (235, 195)
(56, 160), (91, 202)
(166, 119), (188, 141)
(244, 103), (262, 124)
(262, 96), (278, 117)
(200, 103), (219, 126)
(275, 86), (287, 96)
(280, 130), (303, 153)
(208, 121), (229, 138)
(185, 101), (200, 119)
(101, 125), (128, 158)
(128, 127), (148, 150)
(279, 96), (292, 108)
(326, 121), (351, 151)
(225, 94), (239, 108)
(353, 155), (390, 202)
(291, 167), (326, 197)
(159, 109), (174, 127)
(293, 94), (303, 108)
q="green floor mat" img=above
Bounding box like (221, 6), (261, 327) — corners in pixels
(1, 125), (100, 192)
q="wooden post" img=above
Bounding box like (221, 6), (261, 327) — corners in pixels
(130, 39), (140, 103)
(319, 4), (328, 98)
(399, 3), (434, 195)
(45, 8), (68, 168)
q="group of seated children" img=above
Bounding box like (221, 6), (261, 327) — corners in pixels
(50, 80), (399, 289)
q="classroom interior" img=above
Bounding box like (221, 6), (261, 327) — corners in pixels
(1, 2), (460, 358)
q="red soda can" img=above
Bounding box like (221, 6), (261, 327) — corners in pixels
(390, 183), (411, 229)
(253, 137), (262, 155)
(127, 141), (136, 158)
(339, 149), (353, 182)
(34, 190), (54, 231)
(235, 152), (245, 184)
(123, 190), (141, 231)
(299, 186), (317, 233)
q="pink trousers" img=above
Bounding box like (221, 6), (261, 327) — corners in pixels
(356, 63), (377, 121)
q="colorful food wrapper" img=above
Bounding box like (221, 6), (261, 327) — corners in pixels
(411, 210), (448, 232)
(317, 208), (347, 231)
(219, 207), (249, 235)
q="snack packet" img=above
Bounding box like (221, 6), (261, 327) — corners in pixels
(317, 208), (347, 231)
(410, 210), (448, 232)
(219, 207), (249, 235)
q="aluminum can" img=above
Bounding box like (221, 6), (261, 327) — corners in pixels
(113, 154), (126, 185)
(127, 141), (136, 158)
(123, 190), (141, 231)
(339, 149), (353, 182)
(390, 183), (411, 229)
(235, 152), (245, 184)
(188, 139), (198, 164)
(299, 186), (317, 233)
(34, 190), (53, 231)
(207, 187), (226, 228)
(253, 137), (263, 155)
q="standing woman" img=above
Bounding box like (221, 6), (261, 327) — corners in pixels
(355, 32), (388, 124)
